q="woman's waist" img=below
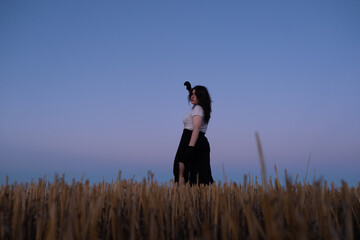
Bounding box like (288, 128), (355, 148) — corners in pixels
(180, 129), (209, 149)
(183, 128), (206, 137)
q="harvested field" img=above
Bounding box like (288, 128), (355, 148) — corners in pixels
(1, 171), (359, 239)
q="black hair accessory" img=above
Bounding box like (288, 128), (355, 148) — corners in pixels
(184, 81), (192, 94)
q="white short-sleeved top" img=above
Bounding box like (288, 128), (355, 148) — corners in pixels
(183, 105), (208, 133)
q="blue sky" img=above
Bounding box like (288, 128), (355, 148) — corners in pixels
(1, 1), (359, 186)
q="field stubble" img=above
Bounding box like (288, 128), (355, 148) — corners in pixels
(0, 170), (359, 240)
(1, 134), (359, 239)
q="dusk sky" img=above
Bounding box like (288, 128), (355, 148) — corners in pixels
(1, 1), (359, 186)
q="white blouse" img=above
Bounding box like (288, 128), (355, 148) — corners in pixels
(183, 105), (208, 133)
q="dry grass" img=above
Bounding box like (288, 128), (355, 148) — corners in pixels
(0, 171), (359, 240)
(1, 133), (359, 239)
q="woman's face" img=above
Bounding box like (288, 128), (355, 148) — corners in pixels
(190, 89), (199, 105)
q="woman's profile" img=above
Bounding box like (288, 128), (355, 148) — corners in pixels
(173, 81), (214, 185)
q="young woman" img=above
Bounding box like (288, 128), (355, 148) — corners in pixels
(173, 82), (214, 185)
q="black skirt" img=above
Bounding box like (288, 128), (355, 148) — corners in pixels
(173, 129), (214, 185)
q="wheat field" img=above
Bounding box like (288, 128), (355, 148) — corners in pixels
(0, 170), (359, 240)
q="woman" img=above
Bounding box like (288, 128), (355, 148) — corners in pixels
(173, 81), (214, 185)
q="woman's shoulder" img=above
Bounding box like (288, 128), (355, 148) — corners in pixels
(192, 105), (204, 116)
(193, 104), (204, 110)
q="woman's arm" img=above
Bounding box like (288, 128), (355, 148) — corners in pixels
(189, 115), (202, 146)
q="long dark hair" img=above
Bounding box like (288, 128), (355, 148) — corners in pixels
(184, 82), (212, 124)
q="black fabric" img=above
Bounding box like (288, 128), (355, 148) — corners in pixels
(183, 146), (195, 167)
(173, 129), (214, 185)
